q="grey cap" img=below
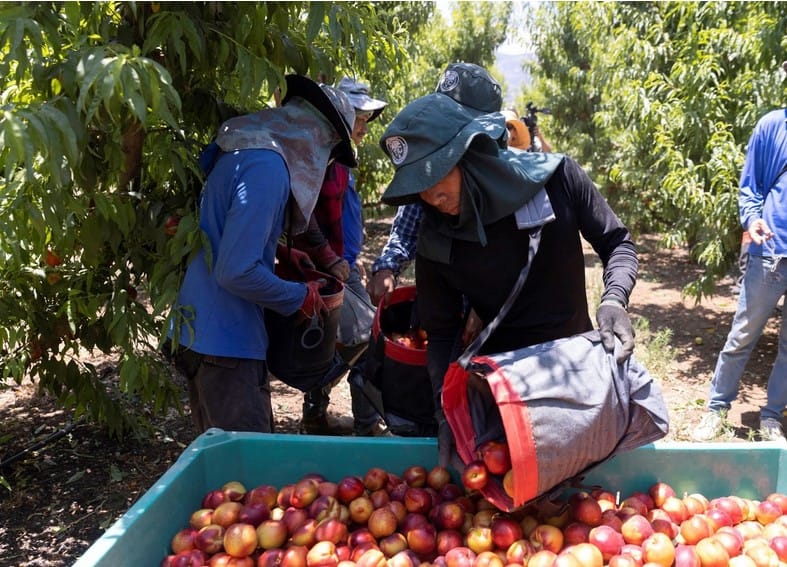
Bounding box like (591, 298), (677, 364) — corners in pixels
(379, 93), (505, 206)
(337, 76), (387, 122)
(282, 74), (357, 168)
(434, 62), (503, 115)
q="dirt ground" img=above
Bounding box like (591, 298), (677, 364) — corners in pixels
(0, 218), (783, 566)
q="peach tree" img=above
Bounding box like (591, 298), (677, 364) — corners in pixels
(0, 1), (409, 435)
(525, 1), (787, 300)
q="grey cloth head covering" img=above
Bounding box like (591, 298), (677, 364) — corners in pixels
(215, 83), (356, 234)
(337, 76), (387, 121)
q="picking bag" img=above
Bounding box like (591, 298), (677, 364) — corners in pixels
(362, 286), (437, 436)
(337, 282), (376, 348)
(442, 330), (669, 511)
(265, 267), (345, 392)
(441, 227), (669, 511)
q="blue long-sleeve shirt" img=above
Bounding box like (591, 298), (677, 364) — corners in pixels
(173, 148), (306, 359)
(342, 172), (363, 267)
(739, 108), (787, 257)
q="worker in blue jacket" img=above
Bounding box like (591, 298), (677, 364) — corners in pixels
(169, 75), (357, 434)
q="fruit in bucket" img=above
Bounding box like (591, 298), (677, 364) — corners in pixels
(388, 328), (428, 349)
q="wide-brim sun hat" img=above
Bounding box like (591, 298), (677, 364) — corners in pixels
(337, 76), (387, 122)
(379, 92), (506, 206)
(282, 74), (357, 168)
(501, 109), (531, 150)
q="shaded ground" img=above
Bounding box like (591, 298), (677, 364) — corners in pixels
(0, 220), (782, 566)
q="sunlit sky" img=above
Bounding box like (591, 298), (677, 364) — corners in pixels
(436, 0), (531, 55)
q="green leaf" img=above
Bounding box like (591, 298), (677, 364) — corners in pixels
(75, 49), (107, 116)
(306, 3), (326, 41)
(39, 103), (80, 165)
(109, 463), (126, 483)
(121, 64), (147, 124)
(65, 470), (85, 484)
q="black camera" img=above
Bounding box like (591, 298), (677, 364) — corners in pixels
(521, 101), (552, 128)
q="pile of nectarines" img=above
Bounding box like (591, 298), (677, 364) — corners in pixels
(161, 463), (787, 567)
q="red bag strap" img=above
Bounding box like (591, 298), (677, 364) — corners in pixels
(442, 362), (476, 465)
(481, 358), (539, 506)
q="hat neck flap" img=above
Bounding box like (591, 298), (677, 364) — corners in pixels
(214, 98), (339, 234)
(417, 149), (565, 264)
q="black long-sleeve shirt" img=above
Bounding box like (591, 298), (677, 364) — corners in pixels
(416, 157), (637, 364)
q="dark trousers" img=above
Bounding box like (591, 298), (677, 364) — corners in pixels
(173, 348), (273, 433)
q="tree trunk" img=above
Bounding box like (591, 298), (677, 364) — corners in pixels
(119, 119), (144, 191)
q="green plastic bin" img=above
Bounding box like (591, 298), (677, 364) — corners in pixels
(74, 429), (787, 566)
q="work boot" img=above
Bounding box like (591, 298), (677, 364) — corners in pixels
(300, 386), (351, 435)
(353, 418), (394, 437)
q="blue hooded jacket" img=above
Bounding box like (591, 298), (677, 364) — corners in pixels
(171, 145), (304, 359)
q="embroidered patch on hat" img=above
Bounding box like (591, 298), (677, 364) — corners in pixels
(438, 70), (460, 93)
(385, 136), (408, 165)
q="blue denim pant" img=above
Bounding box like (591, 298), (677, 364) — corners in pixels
(708, 255), (787, 420)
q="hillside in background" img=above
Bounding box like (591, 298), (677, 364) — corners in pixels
(495, 48), (533, 110)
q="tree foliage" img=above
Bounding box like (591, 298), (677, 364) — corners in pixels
(0, 1), (408, 435)
(0, 1), (508, 436)
(526, 1), (787, 300)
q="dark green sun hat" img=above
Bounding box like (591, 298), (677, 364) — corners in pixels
(379, 93), (505, 206)
(435, 62), (503, 115)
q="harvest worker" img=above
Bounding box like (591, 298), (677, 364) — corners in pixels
(168, 75), (357, 433)
(293, 76), (389, 436)
(694, 104), (787, 442)
(378, 93), (638, 465)
(367, 62), (504, 307)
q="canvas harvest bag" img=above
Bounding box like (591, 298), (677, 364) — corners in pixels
(360, 286), (437, 436)
(336, 281), (376, 348)
(442, 229), (669, 512)
(264, 267), (346, 392)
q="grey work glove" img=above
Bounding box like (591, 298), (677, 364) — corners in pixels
(596, 300), (635, 364)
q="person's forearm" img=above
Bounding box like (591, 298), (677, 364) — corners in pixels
(372, 205), (421, 274)
(601, 240), (638, 308)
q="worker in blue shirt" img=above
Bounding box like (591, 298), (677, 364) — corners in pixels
(695, 104), (787, 442)
(169, 75), (357, 434)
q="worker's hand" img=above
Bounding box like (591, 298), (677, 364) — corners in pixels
(596, 300), (635, 364)
(748, 219), (774, 246)
(367, 269), (396, 307)
(326, 259), (350, 282)
(300, 280), (328, 320)
(461, 309), (483, 346)
(276, 244), (315, 278)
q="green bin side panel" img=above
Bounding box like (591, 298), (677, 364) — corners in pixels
(583, 441), (787, 499)
(75, 430), (440, 567)
(74, 430), (787, 567)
